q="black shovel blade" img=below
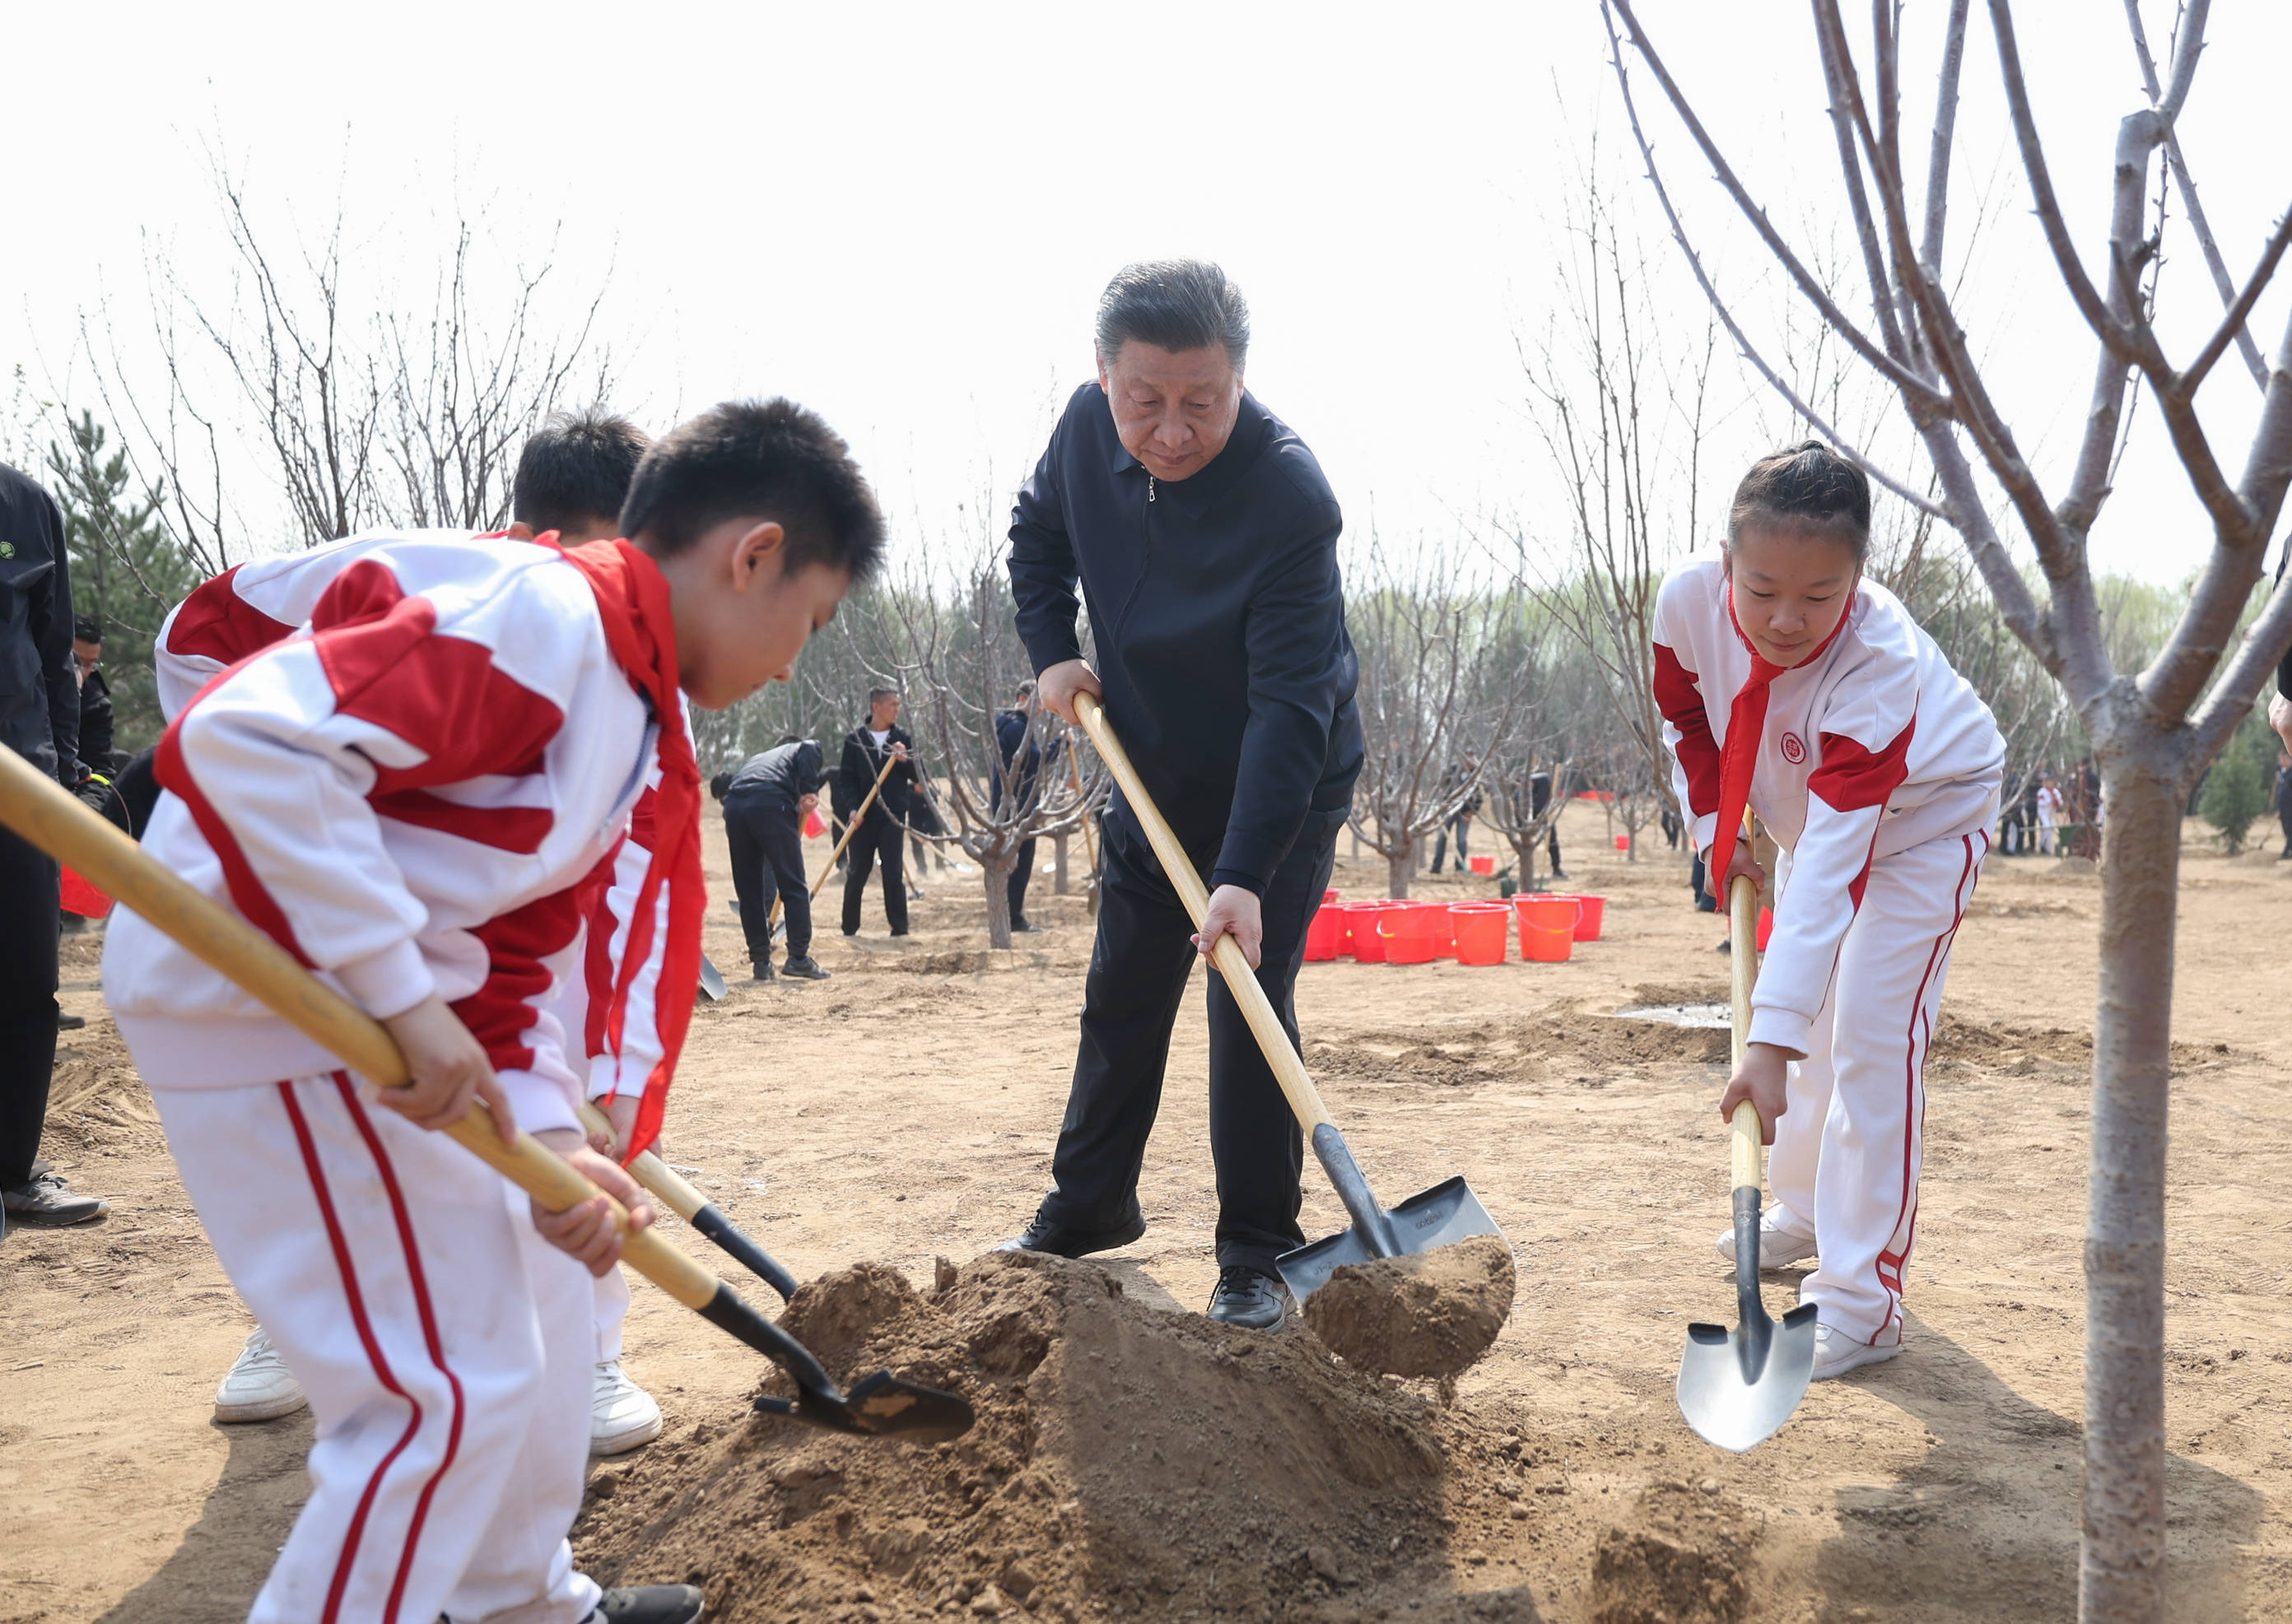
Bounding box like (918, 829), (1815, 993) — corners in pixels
(1676, 1301), (1819, 1453)
(1274, 1175), (1504, 1304)
(757, 1370), (976, 1443)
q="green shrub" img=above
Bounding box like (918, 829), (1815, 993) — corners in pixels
(2200, 746), (2270, 855)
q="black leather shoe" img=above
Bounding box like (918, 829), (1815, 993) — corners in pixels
(995, 1209), (1146, 1258)
(750, 961), (776, 982)
(592, 1585), (706, 1624)
(1207, 1266), (1294, 1331)
(2, 1170), (109, 1228)
(1011, 919), (1043, 934)
(782, 956), (832, 980)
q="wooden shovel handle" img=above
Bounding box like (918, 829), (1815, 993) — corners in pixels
(0, 745), (724, 1314)
(1728, 849), (1763, 1194)
(1072, 692), (1336, 1134)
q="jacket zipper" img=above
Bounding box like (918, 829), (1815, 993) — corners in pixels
(1148, 475), (1156, 502)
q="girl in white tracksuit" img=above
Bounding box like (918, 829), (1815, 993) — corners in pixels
(1651, 441), (2004, 1381)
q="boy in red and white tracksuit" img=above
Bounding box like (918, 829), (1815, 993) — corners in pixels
(1651, 443), (2003, 1380)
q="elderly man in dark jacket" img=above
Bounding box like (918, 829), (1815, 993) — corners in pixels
(0, 463), (107, 1228)
(999, 260), (1363, 1331)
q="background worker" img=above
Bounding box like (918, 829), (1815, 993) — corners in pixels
(1000, 259), (1363, 1333)
(720, 734), (833, 980)
(0, 460), (108, 1231)
(1428, 753), (1480, 874)
(838, 686), (917, 938)
(994, 679), (1059, 933)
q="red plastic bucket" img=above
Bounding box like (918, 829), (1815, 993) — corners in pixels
(1613, 834), (1629, 851)
(1381, 901), (1445, 966)
(1304, 901), (1345, 961)
(60, 866), (111, 919)
(1347, 900), (1401, 962)
(804, 808), (827, 839)
(1450, 902), (1510, 966)
(1542, 893), (1606, 942)
(1468, 854), (1494, 876)
(1515, 895), (1577, 962)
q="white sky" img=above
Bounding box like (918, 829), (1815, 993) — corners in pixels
(5, 1), (2288, 589)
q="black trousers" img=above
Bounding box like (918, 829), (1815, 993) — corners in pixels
(725, 792), (809, 963)
(1429, 814), (1470, 872)
(1009, 835), (1037, 924)
(1038, 802), (1343, 1277)
(0, 821), (62, 1190)
(841, 811), (909, 935)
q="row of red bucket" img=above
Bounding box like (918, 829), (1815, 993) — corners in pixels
(1303, 891), (1606, 966)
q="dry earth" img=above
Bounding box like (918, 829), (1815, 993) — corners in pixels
(3, 802), (2290, 1622)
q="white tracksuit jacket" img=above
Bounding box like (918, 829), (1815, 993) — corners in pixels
(150, 528), (673, 1109)
(111, 534), (659, 1134)
(1651, 558), (2004, 1055)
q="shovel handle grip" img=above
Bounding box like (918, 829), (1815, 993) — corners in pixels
(1073, 692), (1337, 1135)
(1728, 864), (1763, 1193)
(0, 744), (724, 1315)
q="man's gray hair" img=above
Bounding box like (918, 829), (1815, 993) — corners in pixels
(1094, 259), (1251, 370)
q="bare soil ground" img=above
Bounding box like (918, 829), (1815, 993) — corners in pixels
(5, 803), (2290, 1622)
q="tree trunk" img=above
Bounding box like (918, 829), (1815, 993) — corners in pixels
(2082, 743), (2180, 1622)
(1387, 836), (1414, 900)
(982, 843), (1018, 950)
(1054, 831), (1070, 895)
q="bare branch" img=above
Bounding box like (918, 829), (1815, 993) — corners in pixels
(2187, 563), (2292, 765)
(1919, 0), (1973, 272)
(2179, 208), (2292, 396)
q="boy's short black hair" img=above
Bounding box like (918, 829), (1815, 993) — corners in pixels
(1726, 440), (1872, 561)
(620, 398), (887, 584)
(512, 409), (650, 533)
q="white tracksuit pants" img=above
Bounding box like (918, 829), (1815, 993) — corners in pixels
(1765, 828), (1988, 1346)
(156, 1074), (601, 1624)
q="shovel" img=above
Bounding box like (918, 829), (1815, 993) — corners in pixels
(697, 953), (729, 1002)
(1071, 693), (1505, 1304)
(575, 1101), (799, 1301)
(1675, 867), (1818, 1452)
(0, 747), (971, 1444)
(767, 751), (900, 942)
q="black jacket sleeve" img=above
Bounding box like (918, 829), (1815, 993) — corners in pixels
(797, 740), (827, 795)
(1009, 420), (1086, 677)
(35, 489), (78, 789)
(78, 669), (114, 775)
(835, 732), (868, 817)
(1210, 499), (1349, 892)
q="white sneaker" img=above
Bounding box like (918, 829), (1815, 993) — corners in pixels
(1713, 1209), (1819, 1268)
(591, 1360), (663, 1455)
(214, 1328), (310, 1423)
(1810, 1323), (1903, 1381)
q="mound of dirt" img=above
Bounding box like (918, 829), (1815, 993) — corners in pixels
(577, 1250), (1505, 1622)
(1301, 1235), (1516, 1380)
(1589, 1481), (1761, 1624)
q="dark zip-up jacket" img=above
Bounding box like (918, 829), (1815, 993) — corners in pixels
(1008, 384), (1362, 893)
(837, 724), (917, 821)
(992, 707), (1064, 815)
(0, 463), (79, 787)
(725, 739), (827, 809)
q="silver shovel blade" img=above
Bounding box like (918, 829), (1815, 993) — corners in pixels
(697, 953), (729, 1003)
(1675, 1301), (1819, 1452)
(1274, 1175), (1505, 1304)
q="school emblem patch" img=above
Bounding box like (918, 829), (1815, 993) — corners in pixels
(1780, 732), (1807, 764)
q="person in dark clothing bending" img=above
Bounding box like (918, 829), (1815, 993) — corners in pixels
(993, 680), (1060, 933)
(720, 736), (833, 980)
(837, 688), (918, 937)
(998, 260), (1363, 1333)
(0, 463), (108, 1229)
(1428, 755), (1481, 873)
(1530, 768), (1566, 878)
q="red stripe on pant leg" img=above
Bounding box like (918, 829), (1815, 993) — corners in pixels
(336, 1077), (467, 1624)
(278, 1081), (426, 1624)
(1872, 832), (1982, 1341)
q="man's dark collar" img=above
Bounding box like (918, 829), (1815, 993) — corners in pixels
(1104, 390), (1273, 514)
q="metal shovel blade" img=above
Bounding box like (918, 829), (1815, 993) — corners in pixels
(1276, 1167), (1506, 1304)
(697, 953), (729, 1003)
(1675, 1189), (1819, 1451)
(756, 1370), (977, 1444)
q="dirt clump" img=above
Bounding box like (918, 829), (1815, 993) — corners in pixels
(576, 1249), (1512, 1622)
(1589, 1480), (1762, 1624)
(1300, 1235), (1516, 1380)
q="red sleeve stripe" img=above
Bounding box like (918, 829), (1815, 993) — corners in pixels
(450, 886), (584, 1076)
(308, 559), (567, 793)
(1651, 641), (1722, 817)
(369, 789), (554, 854)
(1810, 721), (1916, 813)
(163, 566), (296, 668)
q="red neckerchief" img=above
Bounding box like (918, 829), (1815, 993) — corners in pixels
(1707, 577), (1853, 883)
(550, 537), (702, 1165)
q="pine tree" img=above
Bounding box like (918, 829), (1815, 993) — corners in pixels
(44, 412), (198, 752)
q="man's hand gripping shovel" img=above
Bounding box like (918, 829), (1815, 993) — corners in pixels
(0, 746), (972, 1445)
(1675, 841), (1817, 1452)
(1072, 692), (1508, 1308)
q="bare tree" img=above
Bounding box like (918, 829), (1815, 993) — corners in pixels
(1605, 3), (2292, 1614)
(82, 148), (612, 568)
